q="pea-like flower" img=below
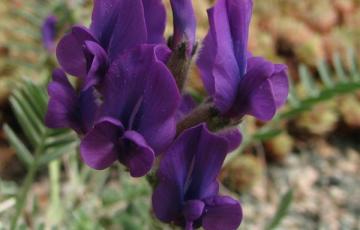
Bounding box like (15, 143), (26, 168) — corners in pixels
(152, 124), (242, 230)
(56, 0), (166, 89)
(46, 0), (167, 133)
(41, 15), (57, 53)
(80, 45), (180, 177)
(197, 0), (289, 121)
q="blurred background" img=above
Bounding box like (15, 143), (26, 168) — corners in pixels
(0, 0), (359, 229)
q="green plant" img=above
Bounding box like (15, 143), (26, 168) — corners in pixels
(3, 79), (78, 229)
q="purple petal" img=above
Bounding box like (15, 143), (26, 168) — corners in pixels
(45, 69), (77, 129)
(226, 0), (253, 75)
(80, 117), (123, 170)
(170, 0), (197, 51)
(271, 64), (289, 108)
(183, 200), (205, 222)
(229, 57), (279, 121)
(120, 131), (155, 177)
(90, 0), (147, 60)
(45, 69), (97, 134)
(152, 178), (183, 223)
(142, 0), (166, 44)
(202, 196), (242, 230)
(82, 40), (109, 90)
(56, 26), (96, 78)
(197, 0), (240, 113)
(42, 15), (57, 52)
(185, 124), (229, 200)
(217, 128), (242, 152)
(176, 94), (197, 121)
(152, 124), (230, 225)
(77, 87), (97, 133)
(152, 125), (201, 224)
(101, 44), (179, 153)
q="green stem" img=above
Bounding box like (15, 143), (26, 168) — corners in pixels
(47, 160), (62, 225)
(10, 140), (45, 229)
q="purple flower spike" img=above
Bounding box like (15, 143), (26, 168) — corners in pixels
(42, 15), (57, 52)
(170, 0), (197, 52)
(152, 124), (242, 230)
(80, 44), (180, 175)
(197, 0), (289, 121)
(45, 69), (97, 134)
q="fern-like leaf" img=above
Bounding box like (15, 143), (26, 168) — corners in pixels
(3, 80), (78, 168)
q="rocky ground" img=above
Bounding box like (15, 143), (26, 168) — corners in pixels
(240, 135), (360, 230)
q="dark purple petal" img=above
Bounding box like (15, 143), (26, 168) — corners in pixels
(120, 130), (155, 177)
(197, 0), (240, 113)
(183, 200), (205, 222)
(101, 44), (179, 153)
(228, 57), (289, 121)
(217, 128), (242, 152)
(202, 196), (242, 230)
(153, 124), (231, 226)
(42, 15), (57, 52)
(170, 0), (196, 51)
(77, 88), (97, 133)
(90, 0), (147, 60)
(80, 117), (123, 170)
(176, 94), (197, 121)
(82, 40), (109, 90)
(226, 0), (253, 76)
(56, 26), (96, 78)
(154, 39), (172, 63)
(45, 69), (77, 129)
(152, 177), (183, 223)
(45, 69), (97, 134)
(142, 0), (166, 44)
(185, 125), (229, 200)
(153, 125), (207, 223)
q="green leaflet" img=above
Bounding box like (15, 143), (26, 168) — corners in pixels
(265, 189), (294, 230)
(3, 80), (78, 169)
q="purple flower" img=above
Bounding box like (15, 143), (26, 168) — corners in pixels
(152, 124), (242, 230)
(169, 0), (197, 53)
(197, 0), (289, 121)
(47, 0), (168, 134)
(45, 69), (97, 134)
(56, 0), (166, 89)
(42, 15), (57, 52)
(79, 45), (180, 176)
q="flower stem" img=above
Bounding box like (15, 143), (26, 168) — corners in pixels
(176, 102), (218, 135)
(167, 42), (193, 91)
(10, 140), (45, 229)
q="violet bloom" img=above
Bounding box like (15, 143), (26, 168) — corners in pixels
(45, 69), (97, 134)
(170, 0), (197, 53)
(56, 0), (166, 90)
(197, 0), (289, 121)
(41, 15), (57, 52)
(46, 0), (167, 133)
(80, 45), (180, 177)
(152, 124), (242, 230)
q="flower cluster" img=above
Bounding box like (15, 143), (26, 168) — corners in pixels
(45, 0), (289, 229)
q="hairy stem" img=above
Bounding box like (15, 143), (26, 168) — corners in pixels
(167, 43), (192, 91)
(176, 102), (219, 135)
